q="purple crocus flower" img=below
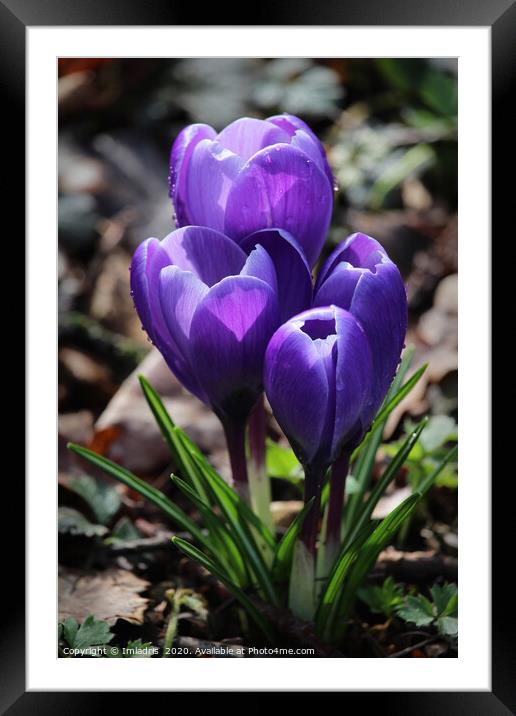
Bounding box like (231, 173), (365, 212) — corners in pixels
(264, 305), (373, 617)
(313, 232), (408, 427)
(130, 225), (312, 495)
(169, 114), (334, 267)
(264, 306), (373, 483)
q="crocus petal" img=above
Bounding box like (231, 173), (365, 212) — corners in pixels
(130, 237), (172, 349)
(267, 113), (321, 139)
(315, 232), (407, 426)
(346, 262), (407, 423)
(313, 262), (366, 312)
(289, 130), (334, 186)
(189, 276), (279, 420)
(265, 306), (374, 469)
(332, 309), (374, 452)
(130, 238), (207, 400)
(159, 266), (209, 362)
(264, 320), (331, 465)
(267, 113), (334, 189)
(315, 232), (386, 290)
(241, 244), (278, 295)
(169, 123), (217, 226)
(217, 117), (290, 161)
(160, 225), (247, 287)
(240, 229), (312, 322)
(185, 139), (244, 233)
(225, 144), (333, 267)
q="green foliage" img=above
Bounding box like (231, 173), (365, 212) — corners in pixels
(253, 58), (344, 118)
(60, 615), (113, 650)
(58, 506), (108, 538)
(68, 350), (456, 645)
(382, 414), (458, 544)
(162, 588), (208, 656)
(358, 576), (405, 618)
(345, 347), (418, 530)
(376, 59), (458, 118)
(272, 498), (315, 585)
(59, 499), (141, 544)
(59, 616), (156, 657)
(369, 144), (434, 210)
(68, 474), (121, 525)
(420, 415), (457, 452)
(318, 494), (422, 641)
(397, 595), (435, 626)
(327, 59), (457, 211)
(396, 582), (458, 639)
(107, 516), (142, 543)
(67, 443), (210, 550)
(343, 417), (429, 552)
(266, 439), (303, 486)
(172, 537), (276, 643)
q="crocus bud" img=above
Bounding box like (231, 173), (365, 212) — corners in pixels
(264, 306), (373, 477)
(169, 114), (334, 267)
(314, 232), (407, 428)
(265, 306), (374, 617)
(131, 225), (311, 425)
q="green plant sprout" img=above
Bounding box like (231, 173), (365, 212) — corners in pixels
(68, 349), (457, 644)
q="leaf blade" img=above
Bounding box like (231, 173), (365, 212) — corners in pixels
(172, 536), (275, 643)
(67, 443), (211, 553)
(171, 475), (248, 586)
(271, 497), (315, 585)
(343, 417), (429, 551)
(139, 375), (209, 501)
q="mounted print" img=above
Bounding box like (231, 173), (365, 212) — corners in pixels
(58, 57), (459, 659)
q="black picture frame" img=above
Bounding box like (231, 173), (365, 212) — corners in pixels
(5, 0), (509, 710)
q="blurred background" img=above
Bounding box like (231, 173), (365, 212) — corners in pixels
(58, 57), (458, 544)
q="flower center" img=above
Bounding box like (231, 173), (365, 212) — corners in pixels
(300, 318), (336, 340)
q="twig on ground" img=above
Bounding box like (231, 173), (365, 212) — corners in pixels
(388, 635), (440, 658)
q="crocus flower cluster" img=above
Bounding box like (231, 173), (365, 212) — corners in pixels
(169, 115), (334, 267)
(131, 114), (407, 617)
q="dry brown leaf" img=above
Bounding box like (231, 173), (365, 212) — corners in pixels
(58, 567), (150, 625)
(94, 349), (225, 475)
